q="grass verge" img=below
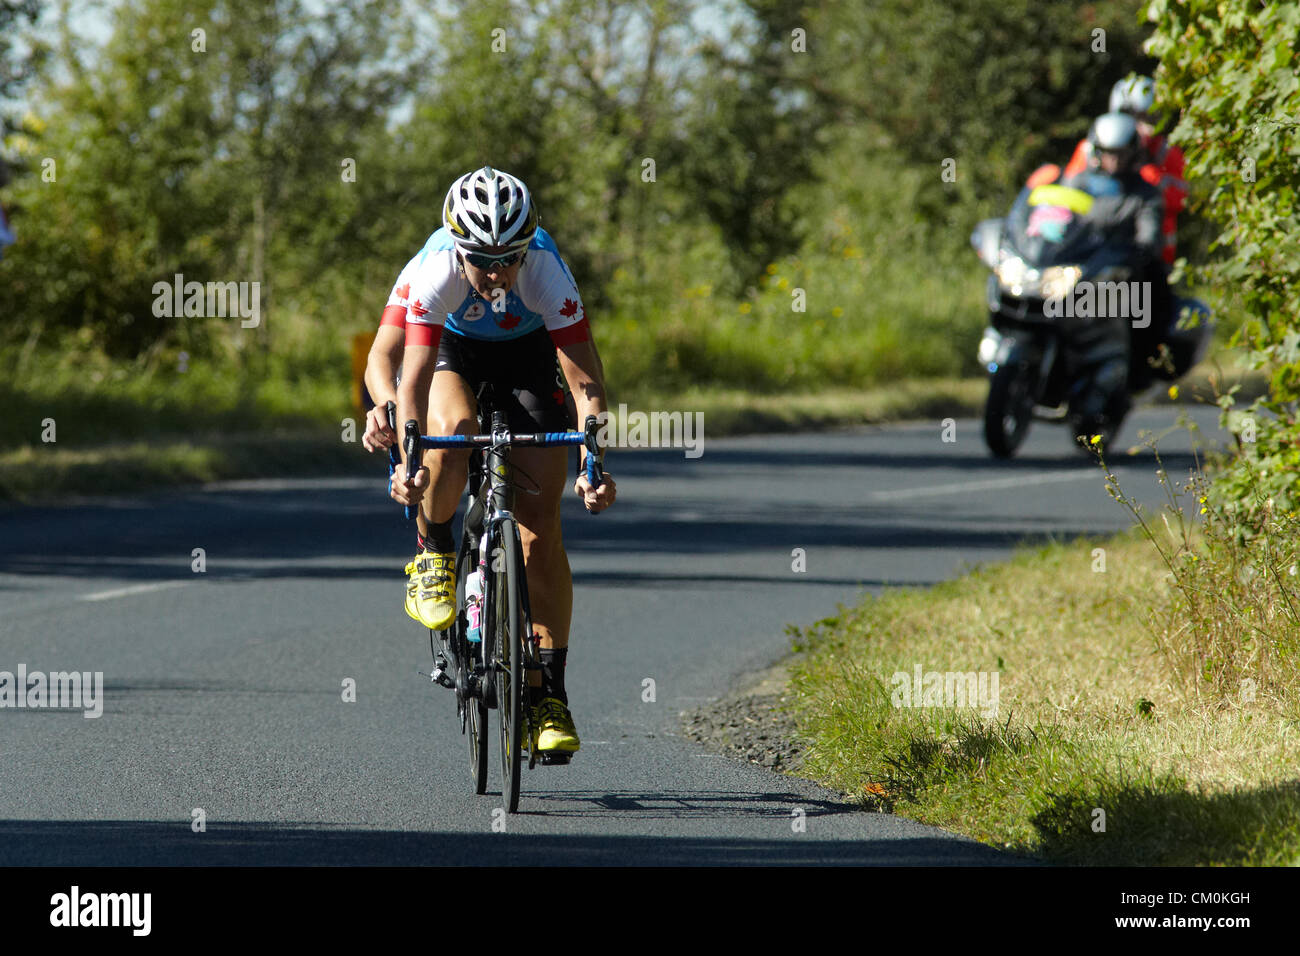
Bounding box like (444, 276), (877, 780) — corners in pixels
(783, 528), (1300, 865)
(0, 377), (990, 503)
(0, 431), (373, 503)
(0, 350), (1265, 504)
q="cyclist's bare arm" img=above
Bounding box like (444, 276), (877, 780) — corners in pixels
(362, 322), (405, 451)
(392, 333), (439, 507)
(558, 338), (616, 513)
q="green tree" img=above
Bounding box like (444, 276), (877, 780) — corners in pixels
(0, 0), (415, 358)
(0, 0), (43, 146)
(1145, 0), (1300, 521)
(793, 0), (1152, 228)
(676, 0), (829, 286)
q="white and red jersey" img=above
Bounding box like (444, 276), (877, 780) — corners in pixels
(389, 226), (590, 351)
(378, 253), (421, 330)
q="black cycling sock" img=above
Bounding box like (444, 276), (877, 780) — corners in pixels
(421, 520), (454, 554)
(539, 647), (568, 704)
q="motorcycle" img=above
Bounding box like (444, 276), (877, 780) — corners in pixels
(971, 171), (1211, 458)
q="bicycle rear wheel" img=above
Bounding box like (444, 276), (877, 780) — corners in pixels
(491, 517), (527, 813)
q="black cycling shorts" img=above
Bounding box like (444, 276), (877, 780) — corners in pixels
(435, 327), (572, 432)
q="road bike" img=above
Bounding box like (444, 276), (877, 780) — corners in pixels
(386, 390), (601, 812)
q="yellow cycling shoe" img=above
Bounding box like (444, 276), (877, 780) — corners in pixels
(404, 551), (455, 630)
(534, 697), (580, 754)
(403, 557), (423, 625)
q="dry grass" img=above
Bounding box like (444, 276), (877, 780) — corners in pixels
(787, 527), (1300, 864)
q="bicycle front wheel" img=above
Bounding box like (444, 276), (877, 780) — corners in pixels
(491, 517), (527, 813)
(457, 533), (489, 795)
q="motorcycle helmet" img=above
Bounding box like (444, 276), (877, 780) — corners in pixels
(442, 166), (538, 254)
(1109, 76), (1157, 123)
(1087, 112), (1141, 174)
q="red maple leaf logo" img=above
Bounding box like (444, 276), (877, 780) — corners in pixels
(410, 298), (429, 318)
(559, 299), (579, 318)
(396, 282), (410, 300)
(498, 311), (521, 330)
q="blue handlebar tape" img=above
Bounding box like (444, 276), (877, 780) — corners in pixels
(419, 433), (585, 449)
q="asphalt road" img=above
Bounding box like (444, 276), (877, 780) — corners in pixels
(0, 404), (1223, 865)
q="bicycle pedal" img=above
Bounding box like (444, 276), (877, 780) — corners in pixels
(538, 752), (573, 766)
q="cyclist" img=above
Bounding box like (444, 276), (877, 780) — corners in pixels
(382, 166), (615, 757)
(361, 244), (447, 628)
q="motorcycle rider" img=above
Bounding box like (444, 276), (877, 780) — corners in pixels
(1058, 113), (1166, 433)
(1066, 76), (1187, 269)
(1075, 112), (1173, 390)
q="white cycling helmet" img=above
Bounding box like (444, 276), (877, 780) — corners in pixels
(442, 166), (538, 253)
(1109, 76), (1156, 122)
(1088, 112), (1141, 172)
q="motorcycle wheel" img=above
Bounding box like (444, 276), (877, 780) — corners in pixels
(1069, 360), (1130, 456)
(984, 360), (1036, 459)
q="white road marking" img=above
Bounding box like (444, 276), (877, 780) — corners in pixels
(867, 468), (1102, 502)
(81, 581), (191, 602)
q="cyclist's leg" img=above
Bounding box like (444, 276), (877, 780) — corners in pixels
(500, 330), (575, 658)
(423, 368), (476, 525)
(422, 330), (480, 525)
(502, 334), (581, 754)
(405, 350), (476, 629)
(512, 446), (579, 753)
(512, 445), (572, 658)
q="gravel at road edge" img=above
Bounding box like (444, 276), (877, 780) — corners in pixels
(679, 662), (808, 774)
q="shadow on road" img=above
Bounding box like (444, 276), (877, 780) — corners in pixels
(0, 818), (1029, 866)
(0, 435), (1205, 583)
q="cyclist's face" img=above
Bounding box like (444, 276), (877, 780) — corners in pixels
(460, 253), (523, 300)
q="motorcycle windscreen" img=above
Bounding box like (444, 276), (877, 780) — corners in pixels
(1004, 185), (1106, 268)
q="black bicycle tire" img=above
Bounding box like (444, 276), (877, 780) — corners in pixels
(493, 517), (526, 813)
(459, 534), (489, 795)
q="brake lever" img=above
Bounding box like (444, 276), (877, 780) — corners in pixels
(583, 414), (603, 513)
(400, 418), (420, 521)
(385, 401), (401, 472)
(384, 401), (414, 519)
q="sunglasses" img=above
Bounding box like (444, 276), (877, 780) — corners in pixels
(463, 250), (524, 270)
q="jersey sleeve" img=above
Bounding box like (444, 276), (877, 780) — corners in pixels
(524, 249), (590, 347)
(403, 251), (461, 349)
(379, 255), (421, 330)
